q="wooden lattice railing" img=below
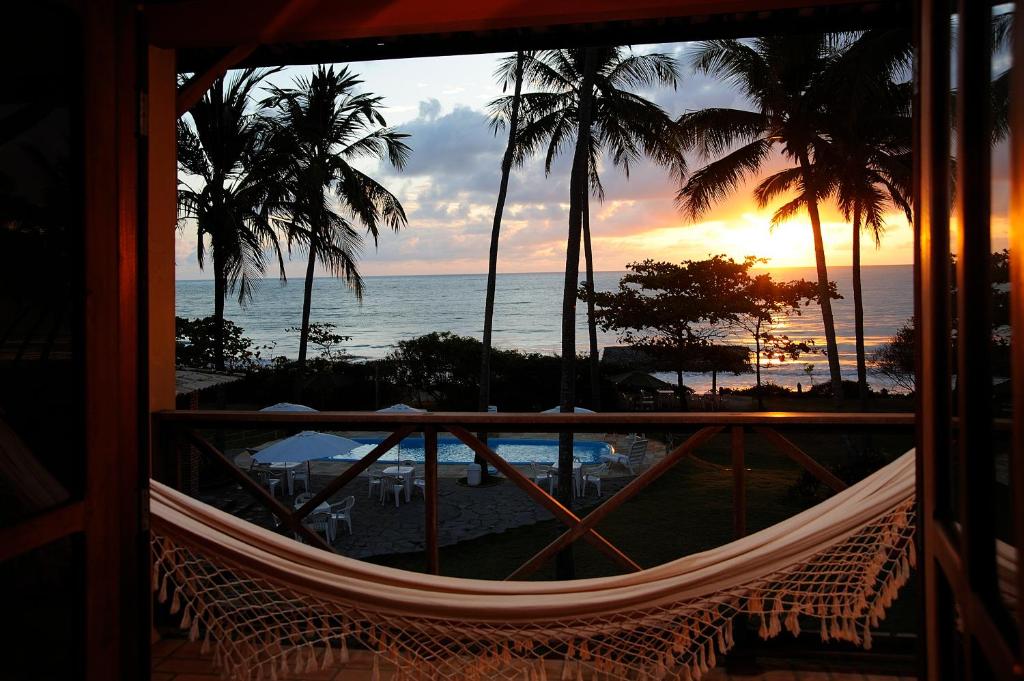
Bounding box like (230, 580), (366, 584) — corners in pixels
(152, 411), (915, 580)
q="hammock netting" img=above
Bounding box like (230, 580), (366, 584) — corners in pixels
(151, 451), (917, 681)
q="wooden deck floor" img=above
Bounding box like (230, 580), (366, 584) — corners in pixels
(152, 636), (917, 681)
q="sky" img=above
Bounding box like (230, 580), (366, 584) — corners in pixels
(173, 40), (1005, 280)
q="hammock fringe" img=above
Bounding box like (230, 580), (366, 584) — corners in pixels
(151, 453), (918, 681)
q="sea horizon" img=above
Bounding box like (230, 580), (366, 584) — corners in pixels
(176, 264), (915, 394)
(175, 262), (916, 283)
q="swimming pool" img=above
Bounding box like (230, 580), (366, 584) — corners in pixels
(330, 437), (613, 465)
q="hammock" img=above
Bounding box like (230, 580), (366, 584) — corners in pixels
(151, 450), (917, 681)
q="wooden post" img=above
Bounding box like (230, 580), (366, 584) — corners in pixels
(424, 426), (439, 574)
(731, 425), (746, 538)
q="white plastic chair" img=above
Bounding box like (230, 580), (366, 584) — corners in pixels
(530, 462), (555, 494)
(294, 492), (314, 507)
(381, 475), (406, 507)
(292, 465), (311, 494)
(301, 509), (334, 543)
(366, 466), (384, 498)
(412, 466), (426, 498)
(582, 463), (609, 497)
(252, 466), (282, 497)
(329, 496), (355, 535)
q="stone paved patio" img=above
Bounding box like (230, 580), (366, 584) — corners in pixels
(199, 466), (632, 559)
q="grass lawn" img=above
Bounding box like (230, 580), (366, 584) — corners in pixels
(367, 424), (919, 635)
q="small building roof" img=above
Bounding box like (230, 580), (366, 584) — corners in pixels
(175, 368), (244, 397)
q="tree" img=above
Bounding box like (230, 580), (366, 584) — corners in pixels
(175, 316), (260, 370)
(491, 47), (685, 409)
(588, 256), (754, 400)
(479, 51), (525, 418)
(677, 35), (854, 403)
(871, 319), (916, 393)
(264, 65), (410, 366)
(873, 250), (1013, 393)
(732, 271), (834, 409)
(815, 30), (913, 410)
(177, 68), (288, 370)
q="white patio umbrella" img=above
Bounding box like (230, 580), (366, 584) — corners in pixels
(541, 406), (596, 413)
(375, 403), (427, 414)
(253, 431), (361, 463)
(259, 402), (318, 412)
(375, 404), (425, 463)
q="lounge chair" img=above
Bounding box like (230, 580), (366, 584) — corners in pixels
(601, 437), (649, 474)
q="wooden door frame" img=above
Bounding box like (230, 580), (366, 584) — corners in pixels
(916, 0), (1024, 678)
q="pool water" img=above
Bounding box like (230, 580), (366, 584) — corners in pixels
(330, 437), (613, 465)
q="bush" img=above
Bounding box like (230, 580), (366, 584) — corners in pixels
(808, 379), (866, 399)
(719, 382), (792, 397)
(176, 316), (262, 370)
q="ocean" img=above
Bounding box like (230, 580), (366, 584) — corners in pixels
(175, 265), (914, 394)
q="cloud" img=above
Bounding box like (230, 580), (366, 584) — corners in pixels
(417, 98), (441, 121)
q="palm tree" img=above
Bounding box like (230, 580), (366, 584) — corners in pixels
(491, 47), (685, 408)
(677, 35), (849, 402)
(177, 68), (288, 371)
(760, 30), (913, 409)
(825, 79), (912, 409)
(479, 51), (525, 416)
(263, 65), (410, 365)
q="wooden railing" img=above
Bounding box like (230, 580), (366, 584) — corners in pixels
(152, 411), (915, 580)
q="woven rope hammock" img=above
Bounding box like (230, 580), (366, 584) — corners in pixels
(151, 450), (917, 681)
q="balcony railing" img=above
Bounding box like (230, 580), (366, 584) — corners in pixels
(152, 410), (916, 581)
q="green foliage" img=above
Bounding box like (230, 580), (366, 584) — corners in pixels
(383, 332), (602, 411)
(286, 322), (351, 361)
(871, 319), (916, 392)
(175, 316), (260, 370)
(588, 256), (834, 392)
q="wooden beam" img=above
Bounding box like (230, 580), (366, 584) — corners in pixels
(424, 426), (439, 575)
(731, 426), (746, 538)
(175, 0), (321, 116)
(753, 426), (848, 493)
(154, 409), (917, 430)
(444, 424), (642, 574)
(186, 429), (332, 551)
(507, 426), (723, 580)
(146, 0), (904, 50)
(293, 426), (414, 519)
(0, 502), (85, 563)
(176, 43), (256, 116)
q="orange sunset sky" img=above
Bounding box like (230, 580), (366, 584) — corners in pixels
(174, 46), (1009, 280)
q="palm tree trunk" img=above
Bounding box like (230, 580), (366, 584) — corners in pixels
(298, 245), (317, 366)
(755, 321), (763, 410)
(582, 191), (601, 409)
(797, 153), (843, 404)
(478, 52), (524, 414)
(477, 51), (525, 482)
(556, 47), (597, 580)
(213, 250), (226, 372)
(851, 203), (869, 410)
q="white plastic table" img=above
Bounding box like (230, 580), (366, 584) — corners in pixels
(382, 465), (415, 502)
(548, 460), (583, 496)
(267, 461), (303, 495)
